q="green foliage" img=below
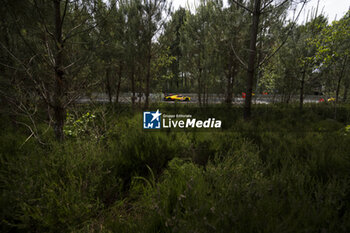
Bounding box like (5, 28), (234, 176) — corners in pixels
(310, 11), (350, 66)
(63, 112), (97, 138)
(151, 46), (177, 91)
(0, 141), (108, 232)
(129, 134), (350, 233)
(2, 0), (350, 230)
(2, 105), (350, 232)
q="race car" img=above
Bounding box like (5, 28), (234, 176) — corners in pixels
(242, 92), (255, 99)
(164, 94), (191, 101)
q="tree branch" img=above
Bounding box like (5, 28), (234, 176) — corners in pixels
(230, 0), (253, 14)
(61, 0), (69, 26)
(258, 0), (307, 67)
(230, 43), (248, 70)
(261, 0), (289, 13)
(261, 0), (274, 12)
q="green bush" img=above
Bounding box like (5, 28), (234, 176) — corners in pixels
(1, 141), (113, 232)
(126, 137), (350, 233)
(1, 105), (350, 232)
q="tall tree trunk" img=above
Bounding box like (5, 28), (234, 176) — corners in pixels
(53, 0), (65, 141)
(136, 65), (142, 105)
(206, 85), (209, 105)
(343, 81), (349, 103)
(176, 73), (179, 89)
(106, 67), (112, 103)
(131, 65), (136, 105)
(204, 86), (206, 105)
(182, 73), (184, 90)
(144, 36), (151, 108)
(198, 67), (202, 106)
(244, 0), (261, 120)
(225, 63), (235, 104)
(116, 62), (123, 104)
(336, 56), (347, 103)
(299, 69), (306, 111)
(335, 75), (342, 104)
(197, 52), (202, 106)
(145, 54), (150, 108)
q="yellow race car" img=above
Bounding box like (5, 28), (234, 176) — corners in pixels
(164, 94), (190, 101)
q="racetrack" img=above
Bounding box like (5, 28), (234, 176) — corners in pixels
(77, 93), (326, 104)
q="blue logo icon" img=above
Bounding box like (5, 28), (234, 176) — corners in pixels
(143, 110), (162, 129)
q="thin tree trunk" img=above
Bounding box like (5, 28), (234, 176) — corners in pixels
(53, 0), (65, 141)
(131, 65), (136, 105)
(176, 74), (179, 89)
(244, 0), (261, 120)
(106, 67), (112, 103)
(206, 85), (209, 105)
(299, 69), (306, 111)
(335, 76), (342, 104)
(343, 81), (349, 103)
(137, 65), (142, 105)
(198, 67), (202, 106)
(182, 73), (184, 90)
(203, 84), (208, 105)
(203, 85), (205, 105)
(116, 62), (123, 104)
(336, 56), (347, 103)
(225, 63), (235, 104)
(144, 33), (152, 108)
(225, 70), (232, 104)
(145, 52), (151, 108)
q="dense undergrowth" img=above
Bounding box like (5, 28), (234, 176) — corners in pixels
(1, 104), (350, 232)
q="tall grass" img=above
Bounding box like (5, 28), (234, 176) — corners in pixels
(1, 104), (350, 232)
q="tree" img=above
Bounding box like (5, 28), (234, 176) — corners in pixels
(1, 0), (104, 141)
(310, 10), (350, 103)
(124, 0), (144, 105)
(180, 1), (223, 105)
(219, 2), (250, 104)
(180, 9), (205, 105)
(95, 0), (127, 104)
(230, 0), (303, 119)
(160, 7), (187, 92)
(141, 0), (171, 108)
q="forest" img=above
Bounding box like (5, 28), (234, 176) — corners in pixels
(1, 0), (350, 232)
